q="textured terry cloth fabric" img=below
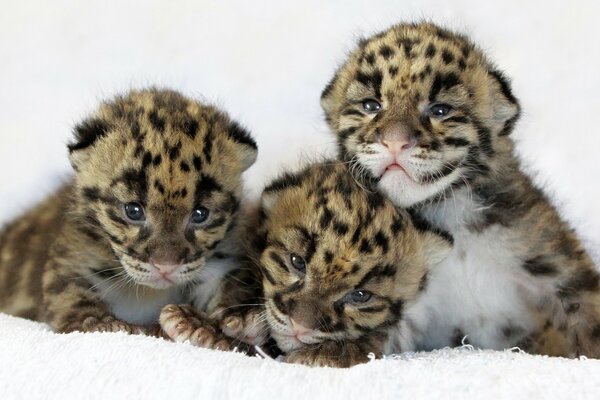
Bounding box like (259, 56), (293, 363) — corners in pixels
(1, 313), (599, 400)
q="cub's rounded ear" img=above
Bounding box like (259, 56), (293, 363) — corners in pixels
(320, 47), (364, 124)
(260, 171), (304, 214)
(67, 117), (112, 169)
(486, 69), (521, 136)
(226, 120), (257, 171)
(320, 70), (340, 119)
(420, 230), (453, 268)
(260, 190), (279, 216)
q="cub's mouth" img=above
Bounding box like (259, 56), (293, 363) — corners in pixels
(380, 161), (419, 183)
(270, 329), (325, 352)
(116, 252), (206, 290)
(265, 303), (326, 352)
(385, 163), (404, 171)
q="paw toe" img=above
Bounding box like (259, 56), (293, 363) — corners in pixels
(221, 316), (243, 337)
(190, 327), (215, 348)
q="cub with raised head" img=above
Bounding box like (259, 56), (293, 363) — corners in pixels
(321, 22), (600, 356)
(0, 88), (257, 335)
(250, 162), (449, 367)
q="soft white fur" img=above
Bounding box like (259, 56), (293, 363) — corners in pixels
(397, 190), (539, 351)
(88, 235), (240, 325)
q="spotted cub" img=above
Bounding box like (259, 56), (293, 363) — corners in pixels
(0, 88), (257, 334)
(321, 22), (600, 357)
(261, 162), (454, 366)
(160, 162), (452, 366)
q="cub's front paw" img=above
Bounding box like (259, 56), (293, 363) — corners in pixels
(81, 315), (145, 334)
(284, 348), (339, 368)
(219, 307), (268, 346)
(159, 304), (230, 350)
(284, 344), (372, 368)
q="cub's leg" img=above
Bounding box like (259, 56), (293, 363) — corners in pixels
(554, 267), (600, 357)
(523, 235), (600, 357)
(218, 307), (267, 346)
(160, 266), (268, 349)
(210, 267), (268, 347)
(159, 304), (230, 350)
(41, 258), (151, 335)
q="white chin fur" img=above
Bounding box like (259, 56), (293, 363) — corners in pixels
(271, 332), (305, 352)
(377, 168), (460, 208)
(139, 277), (174, 290)
(358, 144), (461, 208)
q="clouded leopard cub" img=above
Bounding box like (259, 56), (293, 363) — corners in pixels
(161, 162), (451, 366)
(321, 22), (600, 357)
(0, 88), (257, 335)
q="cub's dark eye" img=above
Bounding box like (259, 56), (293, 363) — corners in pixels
(344, 290), (373, 304)
(290, 253), (306, 272)
(362, 99), (382, 113)
(428, 103), (452, 117)
(191, 207), (210, 225)
(124, 202), (145, 222)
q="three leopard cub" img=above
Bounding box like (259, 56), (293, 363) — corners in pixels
(161, 21), (600, 362)
(1, 21), (599, 367)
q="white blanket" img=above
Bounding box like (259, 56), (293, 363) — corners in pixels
(1, 313), (598, 400)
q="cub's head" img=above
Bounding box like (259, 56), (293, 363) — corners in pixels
(256, 163), (449, 352)
(321, 22), (520, 207)
(68, 88), (257, 289)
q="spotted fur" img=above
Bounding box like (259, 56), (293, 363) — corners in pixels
(321, 22), (600, 357)
(254, 162), (450, 367)
(0, 88), (257, 334)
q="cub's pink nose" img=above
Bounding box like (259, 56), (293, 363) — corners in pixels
(380, 124), (416, 154)
(150, 259), (182, 276)
(290, 318), (314, 336)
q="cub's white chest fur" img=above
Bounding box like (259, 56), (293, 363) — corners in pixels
(91, 257), (237, 326)
(94, 234), (241, 326)
(398, 191), (538, 351)
(101, 284), (185, 326)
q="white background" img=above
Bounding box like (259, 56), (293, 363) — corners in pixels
(1, 0), (599, 260)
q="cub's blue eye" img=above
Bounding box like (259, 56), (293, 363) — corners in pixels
(191, 207), (210, 224)
(124, 202), (145, 222)
(428, 103), (452, 117)
(290, 253), (306, 272)
(345, 290), (373, 304)
(362, 99), (382, 113)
